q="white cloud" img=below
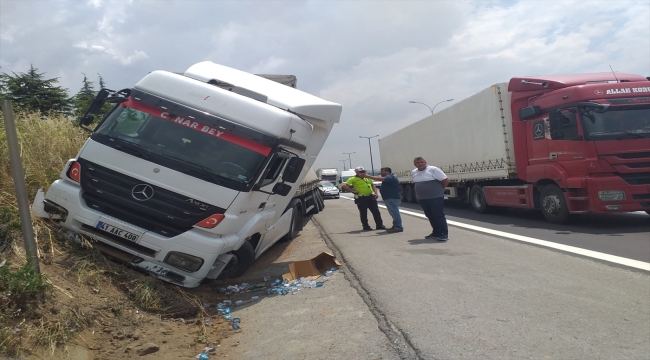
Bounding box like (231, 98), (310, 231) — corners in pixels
(0, 0), (648, 171)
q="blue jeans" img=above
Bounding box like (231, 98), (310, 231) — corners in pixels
(418, 197), (448, 236)
(383, 198), (403, 229)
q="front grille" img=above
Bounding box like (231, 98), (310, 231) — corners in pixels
(616, 172), (650, 185)
(632, 194), (650, 200)
(603, 152), (650, 159)
(81, 224), (157, 256)
(614, 162), (650, 169)
(78, 158), (226, 237)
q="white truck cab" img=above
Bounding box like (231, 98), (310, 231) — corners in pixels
(40, 62), (341, 287)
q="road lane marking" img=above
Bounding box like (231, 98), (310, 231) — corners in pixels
(339, 197), (650, 272)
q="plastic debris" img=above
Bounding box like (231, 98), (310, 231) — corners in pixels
(232, 318), (241, 324)
(224, 313), (232, 320)
(196, 352), (210, 360)
(232, 323), (240, 330)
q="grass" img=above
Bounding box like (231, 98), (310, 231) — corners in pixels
(0, 110), (199, 357)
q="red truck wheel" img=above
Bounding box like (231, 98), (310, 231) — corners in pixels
(540, 184), (573, 224)
(470, 185), (494, 213)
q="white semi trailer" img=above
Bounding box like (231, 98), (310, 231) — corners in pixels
(38, 61), (341, 287)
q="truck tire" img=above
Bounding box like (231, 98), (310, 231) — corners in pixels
(470, 185), (495, 214)
(540, 184), (573, 224)
(217, 241), (255, 280)
(279, 204), (302, 242)
(315, 190), (325, 212)
(399, 185), (406, 202)
(405, 184), (416, 203)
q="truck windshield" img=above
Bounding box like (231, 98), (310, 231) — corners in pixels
(580, 104), (650, 140)
(93, 99), (273, 190)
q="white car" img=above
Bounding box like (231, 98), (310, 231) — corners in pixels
(319, 181), (340, 199)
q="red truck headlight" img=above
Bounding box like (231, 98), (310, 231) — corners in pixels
(195, 214), (225, 228)
(67, 161), (81, 183)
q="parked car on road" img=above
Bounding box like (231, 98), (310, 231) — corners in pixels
(319, 181), (340, 199)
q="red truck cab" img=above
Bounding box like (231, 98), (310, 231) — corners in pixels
(507, 73), (650, 223)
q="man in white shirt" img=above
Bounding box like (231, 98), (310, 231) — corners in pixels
(411, 157), (450, 241)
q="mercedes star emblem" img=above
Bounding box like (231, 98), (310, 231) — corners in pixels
(131, 184), (154, 201)
(594, 89), (603, 95)
(534, 123), (544, 137)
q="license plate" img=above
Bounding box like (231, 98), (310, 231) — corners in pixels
(95, 221), (140, 242)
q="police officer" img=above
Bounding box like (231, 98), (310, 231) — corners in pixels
(341, 166), (386, 231)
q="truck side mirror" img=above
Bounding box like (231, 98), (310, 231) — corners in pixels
(272, 182), (292, 196)
(281, 157), (306, 183)
(80, 115), (94, 127)
(88, 89), (111, 114)
(519, 106), (541, 120)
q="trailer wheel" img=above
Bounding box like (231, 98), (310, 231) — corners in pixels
(405, 184), (416, 203)
(279, 204), (302, 242)
(217, 241), (255, 280)
(540, 184), (573, 224)
(315, 190), (325, 212)
(470, 185), (494, 213)
(399, 185), (406, 202)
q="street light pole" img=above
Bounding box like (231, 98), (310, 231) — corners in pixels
(343, 152), (355, 168)
(339, 159), (347, 171)
(408, 101), (432, 115)
(408, 99), (454, 115)
(359, 135), (379, 175)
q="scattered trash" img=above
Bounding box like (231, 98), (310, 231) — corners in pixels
(196, 352), (210, 360)
(232, 323), (240, 330)
(224, 313), (232, 320)
(235, 300), (243, 306)
(251, 296), (259, 301)
(204, 318), (213, 326)
(203, 345), (215, 353)
(232, 318), (241, 324)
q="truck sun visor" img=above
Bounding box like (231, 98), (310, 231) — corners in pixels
(121, 98), (272, 156)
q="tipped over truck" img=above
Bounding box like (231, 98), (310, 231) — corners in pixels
(36, 62), (341, 287)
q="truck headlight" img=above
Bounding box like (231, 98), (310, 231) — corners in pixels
(598, 190), (625, 202)
(164, 252), (204, 272)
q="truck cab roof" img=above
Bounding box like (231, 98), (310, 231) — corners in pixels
(509, 73), (647, 92)
(184, 61), (341, 123)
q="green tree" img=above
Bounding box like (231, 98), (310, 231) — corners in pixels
(70, 73), (114, 121)
(0, 65), (71, 114)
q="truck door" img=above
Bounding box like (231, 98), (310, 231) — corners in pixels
(255, 153), (291, 254)
(546, 109), (588, 174)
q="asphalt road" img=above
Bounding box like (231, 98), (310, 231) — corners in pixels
(341, 193), (650, 263)
(314, 197), (650, 359)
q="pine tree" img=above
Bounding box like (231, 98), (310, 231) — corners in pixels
(70, 73), (96, 120)
(70, 73), (114, 121)
(0, 65), (71, 114)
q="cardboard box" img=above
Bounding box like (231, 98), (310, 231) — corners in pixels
(282, 252), (341, 282)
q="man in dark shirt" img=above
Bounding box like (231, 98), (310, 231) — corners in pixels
(360, 167), (403, 232)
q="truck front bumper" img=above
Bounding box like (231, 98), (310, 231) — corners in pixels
(585, 176), (650, 213)
(43, 179), (238, 288)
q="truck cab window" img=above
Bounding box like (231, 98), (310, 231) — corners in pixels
(550, 111), (581, 140)
(259, 154), (287, 187)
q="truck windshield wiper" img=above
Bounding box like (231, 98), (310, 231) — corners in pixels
(156, 153), (223, 185)
(94, 133), (151, 159)
(589, 131), (646, 139)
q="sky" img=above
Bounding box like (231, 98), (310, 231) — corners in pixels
(1, 0), (649, 172)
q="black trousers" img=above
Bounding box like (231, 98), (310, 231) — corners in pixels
(356, 196), (384, 228)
